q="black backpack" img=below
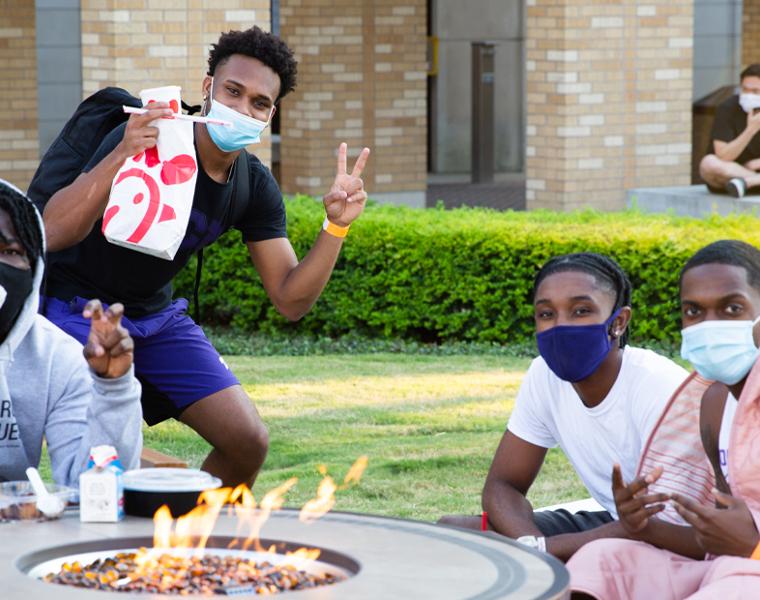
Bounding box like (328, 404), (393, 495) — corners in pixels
(27, 86), (250, 322)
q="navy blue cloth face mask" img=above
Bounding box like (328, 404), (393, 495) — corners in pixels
(536, 308), (622, 383)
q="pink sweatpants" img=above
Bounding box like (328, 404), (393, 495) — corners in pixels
(567, 538), (760, 600)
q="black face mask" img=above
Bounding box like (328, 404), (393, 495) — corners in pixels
(0, 263), (33, 343)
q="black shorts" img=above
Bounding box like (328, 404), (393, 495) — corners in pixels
(706, 183), (760, 195)
(532, 509), (614, 537)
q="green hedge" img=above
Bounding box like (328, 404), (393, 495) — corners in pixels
(174, 196), (760, 345)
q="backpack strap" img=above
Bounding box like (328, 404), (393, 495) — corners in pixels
(193, 248), (204, 323)
(182, 101), (201, 115)
(192, 150), (250, 324)
(230, 150), (251, 226)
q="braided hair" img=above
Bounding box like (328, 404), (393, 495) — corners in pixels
(533, 252), (633, 347)
(0, 181), (43, 273)
(680, 240), (760, 293)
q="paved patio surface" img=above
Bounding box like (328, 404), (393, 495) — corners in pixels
(426, 174), (526, 211)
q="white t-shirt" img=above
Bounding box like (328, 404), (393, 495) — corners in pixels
(507, 346), (688, 517)
(718, 393), (738, 481)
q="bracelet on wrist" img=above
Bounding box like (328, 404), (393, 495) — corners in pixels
(322, 216), (350, 239)
(516, 535), (546, 553)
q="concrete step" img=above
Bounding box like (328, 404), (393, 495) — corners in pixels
(627, 184), (760, 218)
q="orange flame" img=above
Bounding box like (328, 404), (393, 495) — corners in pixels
(286, 547), (322, 561)
(299, 456), (368, 523)
(299, 466), (337, 524)
(234, 477), (298, 552)
(153, 505), (173, 549)
(342, 455), (369, 488)
(228, 483), (255, 507)
(140, 455), (368, 581)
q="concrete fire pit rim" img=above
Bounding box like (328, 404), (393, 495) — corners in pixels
(279, 508), (571, 600)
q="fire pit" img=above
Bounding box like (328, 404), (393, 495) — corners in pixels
(9, 509), (568, 599)
(24, 536), (356, 595)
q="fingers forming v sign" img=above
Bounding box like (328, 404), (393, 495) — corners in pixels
(612, 463), (668, 534)
(324, 142), (371, 228)
(83, 299), (134, 379)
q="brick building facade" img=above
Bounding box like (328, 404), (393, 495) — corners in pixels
(79, 0), (272, 166)
(2, 0), (760, 211)
(1, 1), (40, 189)
(525, 0), (694, 210)
(279, 0), (427, 205)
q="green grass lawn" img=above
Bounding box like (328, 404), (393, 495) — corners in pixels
(143, 354), (585, 522)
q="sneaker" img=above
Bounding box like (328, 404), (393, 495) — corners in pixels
(726, 177), (747, 198)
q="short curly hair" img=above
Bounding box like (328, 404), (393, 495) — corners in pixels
(208, 26), (298, 101)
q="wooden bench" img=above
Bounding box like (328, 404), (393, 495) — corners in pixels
(139, 447), (187, 469)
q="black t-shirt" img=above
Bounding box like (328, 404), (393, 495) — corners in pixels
(709, 95), (760, 164)
(44, 123), (287, 317)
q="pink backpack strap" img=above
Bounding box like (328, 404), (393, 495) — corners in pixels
(636, 372), (715, 524)
(729, 357), (760, 527)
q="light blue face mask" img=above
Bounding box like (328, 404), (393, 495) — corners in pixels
(681, 316), (760, 385)
(205, 79), (273, 152)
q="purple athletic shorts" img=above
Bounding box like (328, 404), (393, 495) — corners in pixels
(42, 296), (240, 425)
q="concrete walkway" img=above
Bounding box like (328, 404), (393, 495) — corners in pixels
(426, 174), (526, 211)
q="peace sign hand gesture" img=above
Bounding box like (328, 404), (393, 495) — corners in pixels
(323, 143), (371, 228)
(82, 299), (134, 379)
(611, 463), (669, 534)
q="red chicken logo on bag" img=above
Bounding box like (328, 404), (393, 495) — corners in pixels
(102, 87), (198, 260)
(102, 147), (196, 244)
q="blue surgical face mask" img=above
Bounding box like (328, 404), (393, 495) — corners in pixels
(537, 308), (622, 382)
(205, 78), (273, 152)
(681, 317), (760, 385)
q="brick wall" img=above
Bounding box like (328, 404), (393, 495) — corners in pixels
(279, 0), (427, 198)
(743, 0), (760, 68)
(526, 0), (693, 211)
(0, 0), (39, 190)
(80, 0), (272, 165)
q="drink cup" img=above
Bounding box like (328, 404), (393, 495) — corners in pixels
(139, 85), (182, 114)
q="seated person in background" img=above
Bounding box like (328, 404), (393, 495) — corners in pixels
(0, 180), (142, 486)
(438, 253), (688, 561)
(568, 240), (760, 600)
(700, 64), (760, 198)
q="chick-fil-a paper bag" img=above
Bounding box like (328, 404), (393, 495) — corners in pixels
(102, 85), (197, 260)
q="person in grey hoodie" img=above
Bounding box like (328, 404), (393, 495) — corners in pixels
(0, 179), (142, 486)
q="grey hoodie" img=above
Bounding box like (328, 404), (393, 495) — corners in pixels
(0, 181), (142, 486)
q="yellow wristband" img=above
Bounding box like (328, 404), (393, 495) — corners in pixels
(752, 540), (760, 560)
(322, 217), (350, 239)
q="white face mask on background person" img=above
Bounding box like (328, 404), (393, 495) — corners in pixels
(680, 316), (760, 385)
(739, 93), (760, 114)
(204, 78), (274, 152)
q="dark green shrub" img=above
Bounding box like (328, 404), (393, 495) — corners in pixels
(174, 196), (760, 345)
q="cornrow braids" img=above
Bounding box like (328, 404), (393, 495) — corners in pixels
(0, 182), (43, 273)
(680, 240), (760, 293)
(533, 252), (633, 347)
